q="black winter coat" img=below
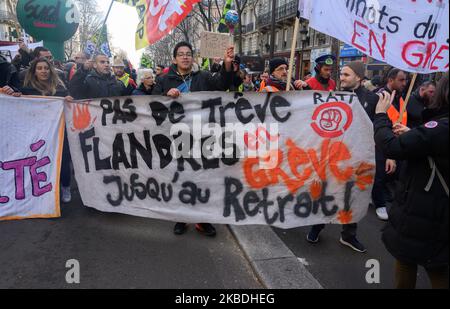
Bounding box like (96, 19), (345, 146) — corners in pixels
(152, 64), (234, 95)
(354, 86), (379, 121)
(0, 55), (20, 90)
(69, 68), (126, 99)
(132, 83), (153, 95)
(374, 110), (449, 268)
(406, 91), (427, 129)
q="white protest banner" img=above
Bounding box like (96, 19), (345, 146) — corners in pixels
(65, 92), (375, 228)
(0, 95), (64, 221)
(200, 31), (233, 59)
(299, 0), (449, 73)
(0, 41), (44, 60)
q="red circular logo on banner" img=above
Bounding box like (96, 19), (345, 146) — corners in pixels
(311, 102), (353, 138)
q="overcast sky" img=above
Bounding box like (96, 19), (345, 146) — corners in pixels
(98, 0), (143, 67)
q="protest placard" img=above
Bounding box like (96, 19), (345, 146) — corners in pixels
(299, 0), (449, 73)
(64, 91), (375, 228)
(200, 31), (233, 59)
(0, 95), (64, 221)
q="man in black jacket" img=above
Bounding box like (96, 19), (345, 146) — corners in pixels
(153, 42), (238, 237)
(69, 54), (126, 100)
(153, 41), (236, 97)
(406, 81), (436, 129)
(340, 61), (379, 121)
(306, 61), (377, 253)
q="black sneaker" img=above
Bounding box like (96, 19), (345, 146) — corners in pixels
(195, 223), (216, 237)
(173, 222), (187, 235)
(339, 237), (367, 253)
(306, 228), (321, 243)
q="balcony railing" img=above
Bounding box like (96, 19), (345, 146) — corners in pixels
(0, 10), (17, 23)
(241, 22), (255, 34)
(257, 0), (298, 28)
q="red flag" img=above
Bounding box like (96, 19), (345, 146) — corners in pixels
(135, 0), (200, 49)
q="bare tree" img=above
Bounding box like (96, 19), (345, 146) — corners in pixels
(176, 13), (203, 51)
(145, 30), (184, 67)
(65, 0), (103, 59)
(191, 0), (224, 32)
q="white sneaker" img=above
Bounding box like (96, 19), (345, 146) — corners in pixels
(376, 207), (388, 221)
(61, 186), (72, 203)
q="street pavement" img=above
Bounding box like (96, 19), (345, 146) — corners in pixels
(0, 185), (262, 289)
(273, 204), (430, 289)
(1, 180), (432, 289)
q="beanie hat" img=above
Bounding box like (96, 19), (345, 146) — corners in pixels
(344, 61), (366, 80)
(269, 58), (288, 74)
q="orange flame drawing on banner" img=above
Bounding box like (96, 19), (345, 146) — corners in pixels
(354, 162), (375, 190)
(72, 104), (94, 131)
(337, 210), (353, 224)
(310, 180), (322, 201)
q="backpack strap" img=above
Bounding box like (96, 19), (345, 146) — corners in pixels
(425, 156), (449, 197)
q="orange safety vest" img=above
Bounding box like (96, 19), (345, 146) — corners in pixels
(258, 80), (266, 92)
(387, 97), (408, 125)
(259, 85), (280, 93)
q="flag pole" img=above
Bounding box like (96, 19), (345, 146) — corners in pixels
(397, 73), (418, 124)
(102, 0), (115, 29)
(286, 17), (300, 91)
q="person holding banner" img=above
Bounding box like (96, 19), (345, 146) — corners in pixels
(2, 57), (75, 203)
(259, 58), (304, 92)
(374, 73), (449, 289)
(132, 69), (155, 95)
(20, 58), (68, 97)
(153, 41), (239, 237)
(153, 42), (237, 98)
(305, 61), (376, 253)
(303, 54), (337, 91)
(0, 54), (20, 91)
(340, 61), (378, 120)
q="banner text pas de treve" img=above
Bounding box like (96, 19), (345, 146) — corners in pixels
(64, 91), (375, 228)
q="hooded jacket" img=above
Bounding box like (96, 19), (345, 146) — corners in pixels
(374, 108), (449, 268)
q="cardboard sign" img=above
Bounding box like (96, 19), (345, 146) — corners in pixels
(200, 31), (233, 59)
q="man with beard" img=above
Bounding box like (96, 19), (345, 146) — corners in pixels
(305, 61), (378, 253)
(406, 81), (436, 128)
(259, 58), (304, 92)
(153, 41), (239, 237)
(340, 61), (379, 120)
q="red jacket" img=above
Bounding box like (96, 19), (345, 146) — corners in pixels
(306, 77), (336, 91)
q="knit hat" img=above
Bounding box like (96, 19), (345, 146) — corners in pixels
(112, 58), (125, 67)
(344, 61), (366, 80)
(269, 58), (288, 74)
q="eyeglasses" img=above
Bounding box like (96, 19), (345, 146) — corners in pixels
(176, 52), (193, 58)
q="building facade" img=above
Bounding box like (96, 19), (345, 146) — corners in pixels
(237, 0), (260, 57)
(249, 0), (382, 79)
(0, 0), (20, 45)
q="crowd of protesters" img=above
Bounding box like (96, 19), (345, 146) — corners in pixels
(1, 40), (447, 289)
